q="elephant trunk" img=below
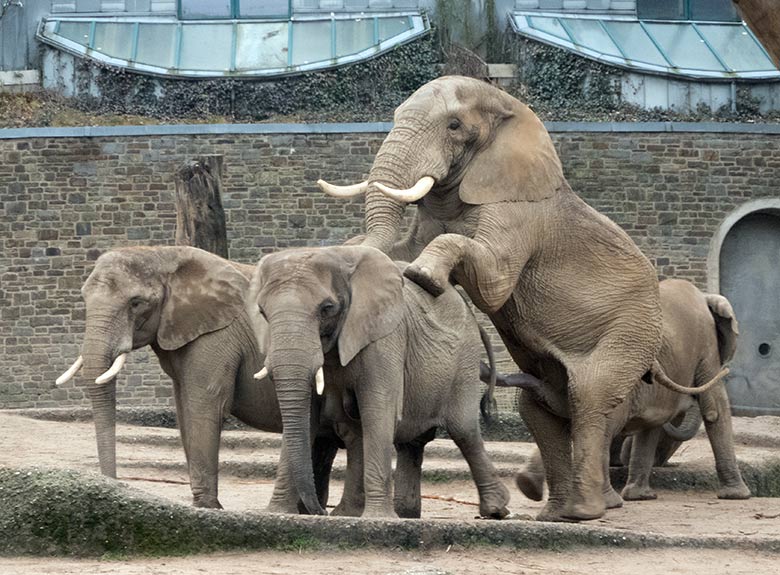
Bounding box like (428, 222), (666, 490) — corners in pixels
(81, 341), (118, 478)
(267, 311), (326, 515)
(275, 364), (326, 516)
(362, 134), (420, 253)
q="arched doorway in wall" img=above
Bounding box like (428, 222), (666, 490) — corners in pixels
(710, 201), (780, 416)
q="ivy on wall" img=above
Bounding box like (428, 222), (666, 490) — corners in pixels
(71, 35), (439, 122)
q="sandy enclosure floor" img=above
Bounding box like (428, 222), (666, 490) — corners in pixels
(1, 411), (779, 573)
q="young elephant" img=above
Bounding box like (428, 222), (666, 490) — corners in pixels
(248, 245), (510, 518)
(56, 246), (338, 511)
(515, 279), (751, 505)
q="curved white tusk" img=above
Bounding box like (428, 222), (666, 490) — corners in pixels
(254, 366), (269, 381)
(56, 356), (83, 386)
(317, 179), (369, 198)
(95, 353), (127, 385)
(315, 367), (325, 396)
(373, 176), (435, 203)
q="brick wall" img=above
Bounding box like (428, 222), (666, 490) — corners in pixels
(2, 124), (779, 409)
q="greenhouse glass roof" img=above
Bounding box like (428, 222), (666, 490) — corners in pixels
(37, 12), (428, 78)
(511, 12), (780, 80)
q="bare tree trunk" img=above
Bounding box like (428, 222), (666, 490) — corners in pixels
(174, 156), (228, 258)
(733, 0), (780, 68)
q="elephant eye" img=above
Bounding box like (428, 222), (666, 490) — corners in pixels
(447, 118), (461, 131)
(257, 304), (267, 319)
(130, 297), (146, 310)
(319, 300), (339, 318)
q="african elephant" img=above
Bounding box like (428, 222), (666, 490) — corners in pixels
(317, 75), (712, 521)
(247, 244), (510, 519)
(513, 279), (750, 505)
(55, 245), (339, 511)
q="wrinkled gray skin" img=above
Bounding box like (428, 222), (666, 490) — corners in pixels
(248, 245), (510, 518)
(515, 279), (751, 505)
(73, 246), (339, 511)
(334, 76), (670, 521)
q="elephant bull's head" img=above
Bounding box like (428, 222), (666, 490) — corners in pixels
(318, 75), (564, 253)
(56, 246), (250, 478)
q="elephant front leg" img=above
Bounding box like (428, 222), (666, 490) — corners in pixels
(621, 428), (661, 501)
(404, 232), (527, 312)
(174, 379), (225, 509)
(331, 423), (366, 517)
(393, 428), (436, 518)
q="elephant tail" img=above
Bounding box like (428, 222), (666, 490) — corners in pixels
(662, 404), (703, 441)
(704, 293), (739, 365)
(650, 360), (729, 395)
(478, 325), (498, 425)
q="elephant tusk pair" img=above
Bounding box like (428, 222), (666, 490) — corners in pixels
(253, 365), (326, 396)
(55, 356), (83, 386)
(56, 353), (127, 385)
(317, 176), (435, 203)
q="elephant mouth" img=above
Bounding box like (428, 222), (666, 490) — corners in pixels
(317, 176), (436, 203)
(56, 352), (129, 386)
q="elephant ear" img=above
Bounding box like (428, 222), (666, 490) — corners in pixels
(337, 246), (405, 367)
(157, 248), (250, 351)
(459, 101), (564, 205)
(705, 293), (739, 365)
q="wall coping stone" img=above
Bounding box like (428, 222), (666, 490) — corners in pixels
(2, 121), (780, 140)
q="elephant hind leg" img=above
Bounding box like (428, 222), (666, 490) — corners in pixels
(518, 390), (572, 522)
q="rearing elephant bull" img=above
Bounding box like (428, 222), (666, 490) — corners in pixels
(318, 75), (720, 521)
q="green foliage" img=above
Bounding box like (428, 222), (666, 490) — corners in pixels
(75, 35), (439, 122)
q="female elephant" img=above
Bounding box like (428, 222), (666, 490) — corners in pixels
(56, 245), (338, 511)
(318, 76), (713, 521)
(247, 245), (510, 519)
(514, 279), (750, 505)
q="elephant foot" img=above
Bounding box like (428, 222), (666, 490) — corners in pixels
(404, 262), (446, 297)
(621, 483), (657, 501)
(604, 488), (624, 509)
(362, 502), (398, 519)
(394, 497), (421, 519)
(332, 500), (365, 517)
(561, 496), (606, 522)
(478, 481), (511, 519)
(717, 482), (751, 500)
(266, 497), (302, 515)
(193, 497), (223, 510)
(515, 471), (545, 502)
(535, 500), (577, 523)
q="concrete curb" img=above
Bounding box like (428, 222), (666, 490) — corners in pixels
(2, 467), (779, 557)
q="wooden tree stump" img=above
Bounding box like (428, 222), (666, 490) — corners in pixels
(174, 156), (229, 259)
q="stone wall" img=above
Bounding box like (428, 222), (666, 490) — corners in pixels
(2, 122), (779, 409)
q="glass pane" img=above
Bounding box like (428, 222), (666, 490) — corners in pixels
(561, 18), (620, 56)
(180, 0), (231, 19)
(644, 23), (726, 70)
(92, 23), (134, 60)
(698, 24), (775, 71)
(603, 21), (669, 66)
(239, 0), (290, 17)
(136, 23), (177, 67)
(335, 19), (374, 57)
(291, 21), (331, 66)
(57, 21), (91, 45)
(528, 16), (570, 42)
(637, 0), (684, 20)
(180, 24), (232, 71)
(236, 22), (289, 70)
(690, 0), (739, 22)
(377, 16), (411, 42)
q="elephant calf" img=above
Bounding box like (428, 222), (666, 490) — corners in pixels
(514, 279), (751, 505)
(247, 245), (510, 519)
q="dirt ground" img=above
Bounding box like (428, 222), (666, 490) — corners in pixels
(1, 411), (779, 574)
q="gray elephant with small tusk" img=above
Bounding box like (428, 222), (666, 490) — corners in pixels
(509, 279), (750, 505)
(56, 245), (341, 511)
(318, 75), (719, 521)
(247, 244), (511, 519)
